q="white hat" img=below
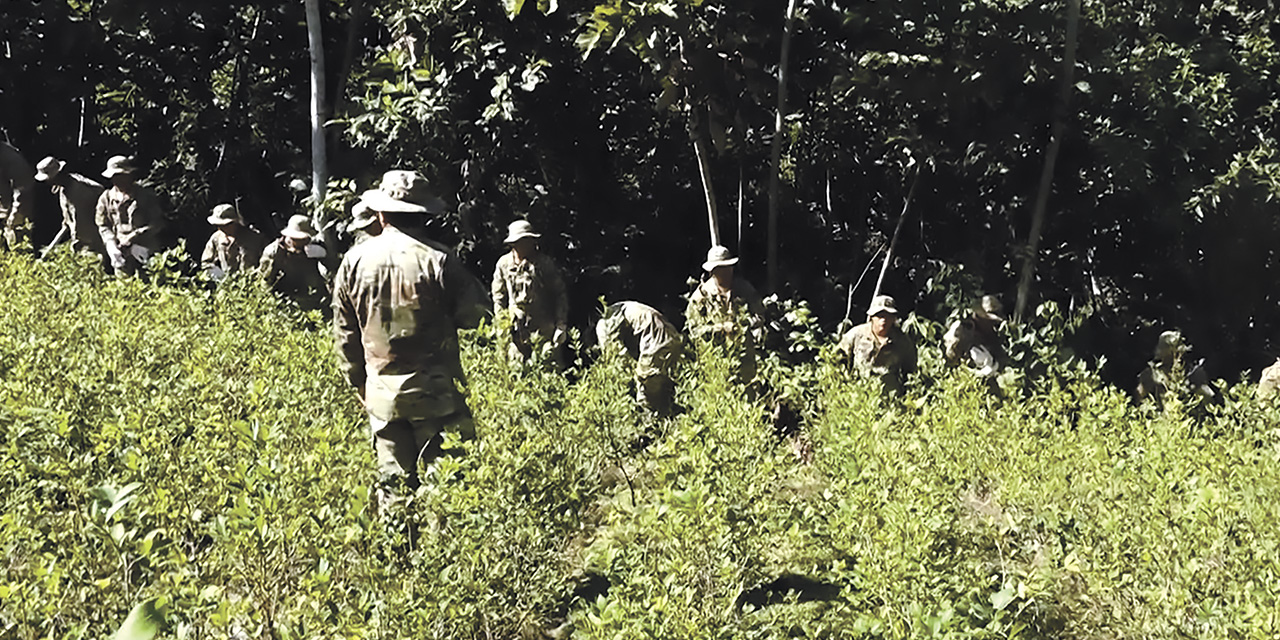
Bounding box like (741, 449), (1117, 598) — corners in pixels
(346, 201), (378, 233)
(358, 170), (445, 214)
(867, 295), (899, 317)
(504, 220), (541, 244)
(281, 214), (317, 240)
(207, 204), (244, 226)
(102, 155), (139, 178)
(35, 156), (65, 182)
(701, 245), (739, 272)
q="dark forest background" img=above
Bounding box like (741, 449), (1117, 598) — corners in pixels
(3, 0), (1278, 386)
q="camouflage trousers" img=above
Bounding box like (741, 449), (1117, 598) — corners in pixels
(369, 409), (475, 493)
(636, 347), (679, 416)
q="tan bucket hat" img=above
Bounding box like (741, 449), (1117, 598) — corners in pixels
(35, 157), (65, 182)
(504, 220), (541, 244)
(358, 170), (445, 214)
(702, 245), (739, 272)
(347, 201), (378, 233)
(867, 295), (900, 317)
(102, 155), (139, 178)
(281, 214), (317, 240)
(207, 204), (244, 226)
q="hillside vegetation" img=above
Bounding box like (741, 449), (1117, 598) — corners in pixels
(2, 252), (1280, 639)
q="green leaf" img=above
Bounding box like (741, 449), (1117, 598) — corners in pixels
(501, 0), (526, 20)
(114, 600), (162, 640)
(991, 586), (1016, 612)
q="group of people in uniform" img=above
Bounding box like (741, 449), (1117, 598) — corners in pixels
(6, 143), (1280, 502)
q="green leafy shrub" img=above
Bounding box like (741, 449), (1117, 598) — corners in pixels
(2, 252), (1279, 639)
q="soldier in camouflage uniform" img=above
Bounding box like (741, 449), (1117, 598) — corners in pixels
(1258, 358), (1280, 403)
(201, 204), (266, 281)
(597, 301), (684, 417)
(837, 295), (918, 394)
(943, 295), (1007, 378)
(334, 170), (487, 497)
(684, 245), (766, 384)
(491, 220), (569, 368)
(259, 215), (328, 310)
(1136, 330), (1215, 406)
(0, 141), (35, 251)
(347, 200), (382, 247)
(95, 155), (166, 275)
(34, 156), (106, 260)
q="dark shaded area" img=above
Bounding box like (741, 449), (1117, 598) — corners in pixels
(735, 574), (844, 610)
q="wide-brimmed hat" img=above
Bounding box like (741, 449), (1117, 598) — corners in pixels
(102, 155), (139, 178)
(867, 295), (900, 317)
(504, 220), (541, 244)
(701, 245), (739, 272)
(207, 204), (244, 226)
(974, 295), (1005, 322)
(347, 201), (378, 233)
(358, 170), (445, 214)
(281, 214), (317, 240)
(35, 156), (65, 182)
(1154, 330), (1186, 360)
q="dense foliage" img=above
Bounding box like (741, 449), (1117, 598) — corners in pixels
(4, 0), (1279, 385)
(3, 253), (1280, 638)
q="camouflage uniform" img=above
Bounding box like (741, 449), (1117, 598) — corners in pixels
(96, 185), (166, 275)
(838, 322), (918, 394)
(1136, 331), (1214, 406)
(259, 238), (327, 309)
(1259, 359), (1280, 402)
(491, 249), (569, 366)
(202, 229), (266, 279)
(49, 172), (107, 257)
(943, 296), (1007, 378)
(334, 225), (486, 490)
(597, 301), (684, 416)
(684, 277), (766, 383)
(0, 142), (35, 250)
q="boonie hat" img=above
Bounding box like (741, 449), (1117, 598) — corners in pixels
(102, 155), (138, 178)
(868, 295), (899, 317)
(347, 201), (378, 233)
(701, 245), (739, 272)
(504, 220), (541, 244)
(1154, 330), (1186, 360)
(358, 170), (445, 214)
(281, 214), (317, 240)
(207, 204), (244, 226)
(975, 295), (1005, 322)
(35, 156), (65, 182)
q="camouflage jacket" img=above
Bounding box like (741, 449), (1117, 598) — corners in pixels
(95, 184), (166, 250)
(838, 322), (918, 392)
(943, 316), (1006, 375)
(598, 301), (683, 377)
(333, 227), (488, 421)
(259, 238), (327, 297)
(1259, 359), (1280, 402)
(683, 278), (765, 342)
(51, 173), (106, 254)
(201, 227), (267, 278)
(1137, 359), (1213, 404)
(491, 251), (569, 333)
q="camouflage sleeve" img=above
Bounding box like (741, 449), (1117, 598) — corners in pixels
(490, 260), (508, 318)
(199, 235), (217, 270)
(683, 290), (710, 339)
(95, 190), (118, 247)
(835, 329), (855, 364)
(332, 259), (366, 390)
(258, 242), (279, 277)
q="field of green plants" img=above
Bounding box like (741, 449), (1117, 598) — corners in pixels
(3, 251), (1280, 639)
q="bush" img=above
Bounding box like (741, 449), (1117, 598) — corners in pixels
(2, 251), (1279, 639)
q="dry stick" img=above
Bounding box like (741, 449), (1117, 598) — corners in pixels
(845, 244), (887, 322)
(692, 113), (720, 247)
(1014, 0), (1081, 323)
(871, 164), (924, 302)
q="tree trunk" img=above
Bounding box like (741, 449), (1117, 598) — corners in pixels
(305, 0), (329, 223)
(691, 110), (720, 247)
(766, 0), (799, 292)
(329, 0), (366, 148)
(1013, 0), (1081, 322)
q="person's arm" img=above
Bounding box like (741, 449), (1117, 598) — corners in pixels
(490, 259), (508, 319)
(200, 235), (218, 271)
(95, 191), (125, 267)
(332, 260), (366, 397)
